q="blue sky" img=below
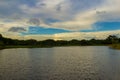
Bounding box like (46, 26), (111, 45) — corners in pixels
(0, 0), (120, 40)
(81, 22), (120, 32)
(22, 26), (71, 35)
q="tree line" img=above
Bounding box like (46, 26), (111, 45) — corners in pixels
(0, 34), (120, 47)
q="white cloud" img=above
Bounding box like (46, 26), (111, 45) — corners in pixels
(51, 10), (97, 31)
(0, 0), (120, 40)
(1, 30), (120, 41)
(19, 0), (120, 31)
(53, 30), (120, 40)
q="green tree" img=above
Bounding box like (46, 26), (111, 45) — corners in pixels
(106, 35), (119, 44)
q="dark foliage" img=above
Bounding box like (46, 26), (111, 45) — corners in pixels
(0, 34), (120, 47)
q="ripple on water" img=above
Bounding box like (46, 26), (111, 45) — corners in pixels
(0, 46), (120, 80)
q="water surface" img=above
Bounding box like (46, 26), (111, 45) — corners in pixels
(0, 46), (120, 80)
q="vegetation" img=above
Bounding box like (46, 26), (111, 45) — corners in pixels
(0, 34), (120, 49)
(109, 44), (120, 50)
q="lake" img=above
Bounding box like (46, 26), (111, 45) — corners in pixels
(0, 46), (120, 80)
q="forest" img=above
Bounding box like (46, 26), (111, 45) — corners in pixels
(0, 34), (120, 49)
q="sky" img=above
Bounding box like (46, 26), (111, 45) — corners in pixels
(0, 0), (120, 40)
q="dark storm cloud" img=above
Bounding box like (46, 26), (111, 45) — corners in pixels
(8, 27), (27, 32)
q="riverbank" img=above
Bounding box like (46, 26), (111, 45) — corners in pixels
(0, 44), (109, 50)
(0, 34), (120, 50)
(110, 44), (120, 50)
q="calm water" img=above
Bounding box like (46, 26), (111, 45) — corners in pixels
(0, 46), (120, 80)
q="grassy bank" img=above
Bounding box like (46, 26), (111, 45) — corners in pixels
(110, 44), (120, 50)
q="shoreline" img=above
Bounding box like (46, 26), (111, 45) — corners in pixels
(0, 45), (112, 50)
(0, 34), (120, 50)
(109, 44), (120, 50)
